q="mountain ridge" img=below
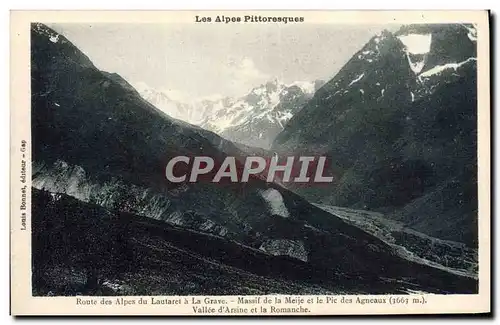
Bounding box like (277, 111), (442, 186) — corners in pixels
(134, 78), (324, 149)
(272, 24), (478, 247)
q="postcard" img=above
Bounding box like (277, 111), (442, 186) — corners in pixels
(10, 10), (490, 315)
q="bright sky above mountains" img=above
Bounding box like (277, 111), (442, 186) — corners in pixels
(50, 23), (398, 101)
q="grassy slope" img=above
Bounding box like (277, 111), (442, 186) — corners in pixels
(32, 188), (478, 296)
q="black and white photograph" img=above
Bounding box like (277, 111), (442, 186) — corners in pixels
(10, 10), (490, 316)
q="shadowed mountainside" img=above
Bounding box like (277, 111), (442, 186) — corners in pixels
(273, 24), (478, 247)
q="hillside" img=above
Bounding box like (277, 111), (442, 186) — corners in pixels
(273, 24), (478, 247)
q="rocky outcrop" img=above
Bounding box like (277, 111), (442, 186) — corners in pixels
(32, 160), (232, 237)
(259, 239), (308, 262)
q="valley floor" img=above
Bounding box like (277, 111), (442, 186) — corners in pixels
(314, 204), (478, 279)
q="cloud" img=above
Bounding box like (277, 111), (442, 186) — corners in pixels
(133, 57), (272, 102)
(236, 57), (269, 80)
(225, 57), (270, 95)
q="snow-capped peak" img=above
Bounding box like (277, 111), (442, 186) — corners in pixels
(287, 81), (317, 94)
(398, 34), (432, 75)
(200, 93), (225, 102)
(132, 78), (318, 140)
(398, 34), (432, 54)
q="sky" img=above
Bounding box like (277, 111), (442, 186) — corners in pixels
(50, 23), (398, 101)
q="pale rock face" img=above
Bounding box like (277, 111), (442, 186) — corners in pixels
(259, 188), (290, 218)
(32, 160), (232, 237)
(259, 239), (308, 262)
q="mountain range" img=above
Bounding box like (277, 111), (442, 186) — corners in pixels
(134, 79), (323, 149)
(273, 24), (478, 247)
(30, 22), (478, 296)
